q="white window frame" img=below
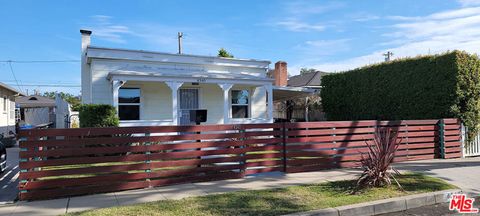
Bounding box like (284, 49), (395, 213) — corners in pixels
(9, 99), (15, 120)
(230, 89), (250, 119)
(118, 87), (142, 121)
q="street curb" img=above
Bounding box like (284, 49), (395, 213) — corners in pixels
(283, 189), (463, 216)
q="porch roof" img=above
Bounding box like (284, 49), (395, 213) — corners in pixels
(107, 70), (274, 85)
(272, 86), (316, 102)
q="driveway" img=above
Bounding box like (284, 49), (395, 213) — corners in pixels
(0, 145), (19, 204)
(394, 157), (480, 193)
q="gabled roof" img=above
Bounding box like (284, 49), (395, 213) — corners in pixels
(16, 95), (55, 108)
(288, 71), (329, 87)
(0, 82), (24, 95)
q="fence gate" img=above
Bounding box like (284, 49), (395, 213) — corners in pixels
(464, 126), (480, 157)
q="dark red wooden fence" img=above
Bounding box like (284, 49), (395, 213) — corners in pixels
(442, 119), (463, 158)
(18, 119), (462, 200)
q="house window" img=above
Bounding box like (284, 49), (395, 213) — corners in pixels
(3, 97), (6, 112)
(231, 90), (249, 118)
(118, 88), (140, 120)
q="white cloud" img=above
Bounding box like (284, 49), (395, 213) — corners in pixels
(294, 39), (351, 56)
(84, 15), (132, 43)
(458, 0), (480, 7)
(284, 1), (345, 15)
(428, 6), (480, 19)
(297, 6), (480, 73)
(273, 19), (325, 32)
(268, 1), (344, 32)
(348, 13), (380, 22)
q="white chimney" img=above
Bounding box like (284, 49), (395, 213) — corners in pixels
(80, 29), (91, 54)
(80, 29), (92, 104)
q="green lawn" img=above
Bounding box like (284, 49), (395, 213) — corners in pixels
(65, 173), (456, 216)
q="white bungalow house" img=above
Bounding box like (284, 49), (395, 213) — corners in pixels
(0, 82), (22, 138)
(80, 30), (312, 126)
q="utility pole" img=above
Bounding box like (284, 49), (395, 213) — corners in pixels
(178, 32), (183, 54)
(383, 51), (393, 62)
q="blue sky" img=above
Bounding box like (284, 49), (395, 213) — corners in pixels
(1, 0), (480, 95)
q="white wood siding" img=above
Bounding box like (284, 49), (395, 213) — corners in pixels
(0, 88), (17, 136)
(124, 81), (173, 121)
(251, 86), (267, 119)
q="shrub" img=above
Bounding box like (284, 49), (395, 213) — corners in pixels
(356, 127), (402, 190)
(79, 104), (119, 128)
(321, 51), (480, 139)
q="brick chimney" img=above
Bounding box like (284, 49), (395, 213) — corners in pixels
(273, 61), (288, 87)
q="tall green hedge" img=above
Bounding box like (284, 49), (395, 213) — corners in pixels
(79, 104), (119, 128)
(321, 51), (480, 136)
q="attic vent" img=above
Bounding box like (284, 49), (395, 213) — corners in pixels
(29, 97), (38, 100)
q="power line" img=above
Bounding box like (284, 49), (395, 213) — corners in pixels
(20, 84), (80, 87)
(7, 61), (23, 92)
(0, 80), (79, 84)
(0, 60), (80, 63)
(1, 82), (80, 87)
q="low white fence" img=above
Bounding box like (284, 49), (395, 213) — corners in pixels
(463, 126), (480, 157)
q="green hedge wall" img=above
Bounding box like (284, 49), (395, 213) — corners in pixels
(321, 51), (480, 135)
(79, 104), (119, 128)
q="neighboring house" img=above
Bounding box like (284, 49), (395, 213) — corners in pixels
(16, 95), (56, 127)
(271, 70), (328, 122)
(287, 71), (328, 89)
(16, 94), (72, 128)
(0, 82), (22, 138)
(80, 30), (312, 126)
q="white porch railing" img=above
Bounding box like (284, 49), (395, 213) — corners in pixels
(463, 126), (480, 157)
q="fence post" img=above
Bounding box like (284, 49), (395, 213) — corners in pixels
(438, 119), (445, 159)
(461, 123), (466, 158)
(145, 132), (152, 188)
(18, 134), (33, 200)
(239, 125), (246, 178)
(405, 122), (409, 160)
(282, 122), (287, 173)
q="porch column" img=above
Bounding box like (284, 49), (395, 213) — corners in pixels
(218, 84), (233, 124)
(166, 81), (183, 125)
(112, 79), (126, 114)
(266, 84), (273, 122)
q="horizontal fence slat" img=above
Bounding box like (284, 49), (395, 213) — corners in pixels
(18, 124), (283, 137)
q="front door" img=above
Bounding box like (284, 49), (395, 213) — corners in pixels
(179, 88), (199, 125)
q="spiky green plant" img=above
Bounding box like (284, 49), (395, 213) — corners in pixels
(356, 127), (403, 190)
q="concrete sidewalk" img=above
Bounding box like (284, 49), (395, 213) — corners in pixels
(394, 157), (480, 194)
(0, 168), (361, 216)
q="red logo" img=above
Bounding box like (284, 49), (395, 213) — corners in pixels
(449, 194), (479, 213)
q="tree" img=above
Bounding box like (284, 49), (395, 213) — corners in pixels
(300, 68), (317, 75)
(42, 91), (81, 111)
(217, 48), (234, 58)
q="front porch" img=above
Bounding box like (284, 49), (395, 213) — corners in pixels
(108, 72), (275, 126)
